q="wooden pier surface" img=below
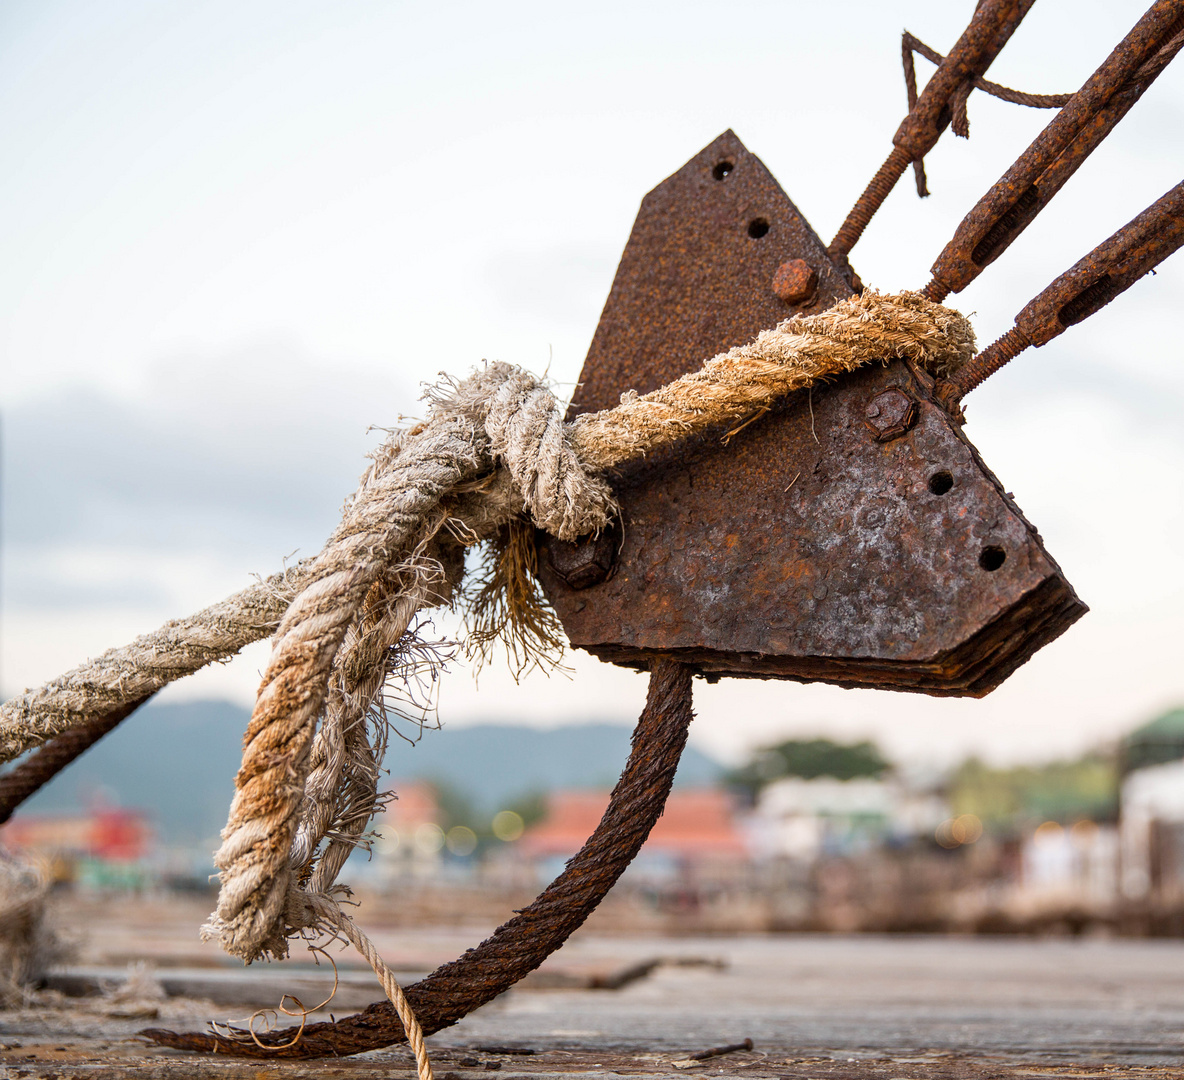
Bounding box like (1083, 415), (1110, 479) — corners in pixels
(4, 896), (1184, 1078)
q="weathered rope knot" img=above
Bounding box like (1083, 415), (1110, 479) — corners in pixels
(477, 361), (616, 541)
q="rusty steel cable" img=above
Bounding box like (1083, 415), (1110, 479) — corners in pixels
(828, 0), (1037, 275)
(0, 698), (153, 825)
(142, 658), (696, 1059)
(901, 31), (1071, 198)
(925, 0), (1184, 301)
(943, 180), (1184, 400)
(903, 34), (1072, 112)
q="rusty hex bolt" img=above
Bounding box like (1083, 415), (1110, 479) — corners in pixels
(772, 259), (818, 304)
(864, 388), (918, 442)
(546, 530), (618, 590)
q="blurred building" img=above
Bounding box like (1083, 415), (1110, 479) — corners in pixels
(521, 788), (747, 883)
(1116, 708), (1184, 906)
(372, 780), (448, 879)
(351, 711), (1184, 935)
(1018, 819), (1119, 907)
(745, 775), (947, 861)
(0, 807), (152, 887)
(1120, 757), (1184, 902)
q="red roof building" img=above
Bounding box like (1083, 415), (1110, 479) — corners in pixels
(520, 788), (747, 861)
(1, 808), (151, 862)
(383, 780), (442, 831)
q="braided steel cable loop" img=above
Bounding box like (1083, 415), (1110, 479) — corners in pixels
(143, 658), (695, 1059)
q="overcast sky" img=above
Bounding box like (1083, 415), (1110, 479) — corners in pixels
(2, 0), (1181, 769)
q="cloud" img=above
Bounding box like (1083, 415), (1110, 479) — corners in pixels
(483, 243), (617, 336)
(2, 340), (416, 611)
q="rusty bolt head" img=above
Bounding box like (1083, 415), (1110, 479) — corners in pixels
(546, 529), (619, 590)
(864, 388), (918, 442)
(772, 259), (818, 304)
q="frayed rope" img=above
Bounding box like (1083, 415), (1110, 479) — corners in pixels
(0, 290), (973, 1071)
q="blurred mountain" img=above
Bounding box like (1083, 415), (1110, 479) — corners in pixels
(9, 700), (724, 846)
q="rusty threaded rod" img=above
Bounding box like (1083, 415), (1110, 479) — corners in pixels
(922, 276), (952, 303)
(829, 0), (1035, 266)
(828, 145), (913, 262)
(927, 1), (1184, 296)
(949, 326), (1032, 398)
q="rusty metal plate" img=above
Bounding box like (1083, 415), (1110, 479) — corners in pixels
(566, 130), (852, 417)
(541, 131), (1086, 697)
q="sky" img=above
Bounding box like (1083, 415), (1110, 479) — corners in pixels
(1, 0), (1181, 770)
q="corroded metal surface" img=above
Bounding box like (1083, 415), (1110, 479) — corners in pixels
(864, 388), (918, 442)
(567, 131), (849, 418)
(542, 132), (1086, 697)
(927, 1), (1184, 299)
(772, 259), (818, 304)
(546, 525), (620, 590)
(948, 179), (1184, 398)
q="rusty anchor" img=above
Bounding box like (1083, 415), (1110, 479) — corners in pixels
(14, 0), (1184, 1060)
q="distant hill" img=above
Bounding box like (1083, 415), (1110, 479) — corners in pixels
(8, 700), (724, 847)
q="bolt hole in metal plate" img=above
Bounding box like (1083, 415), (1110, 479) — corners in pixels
(928, 470), (955, 496)
(542, 131), (1086, 697)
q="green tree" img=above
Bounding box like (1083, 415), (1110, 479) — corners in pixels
(947, 754), (1118, 830)
(728, 737), (889, 799)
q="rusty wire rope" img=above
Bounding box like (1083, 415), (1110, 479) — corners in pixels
(0, 699), (152, 827)
(142, 659), (696, 1058)
(901, 31), (1071, 198)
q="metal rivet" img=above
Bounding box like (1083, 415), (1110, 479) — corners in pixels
(772, 259), (818, 304)
(863, 388), (917, 442)
(546, 530), (619, 590)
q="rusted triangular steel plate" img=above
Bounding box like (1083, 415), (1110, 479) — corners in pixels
(539, 131), (1086, 697)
